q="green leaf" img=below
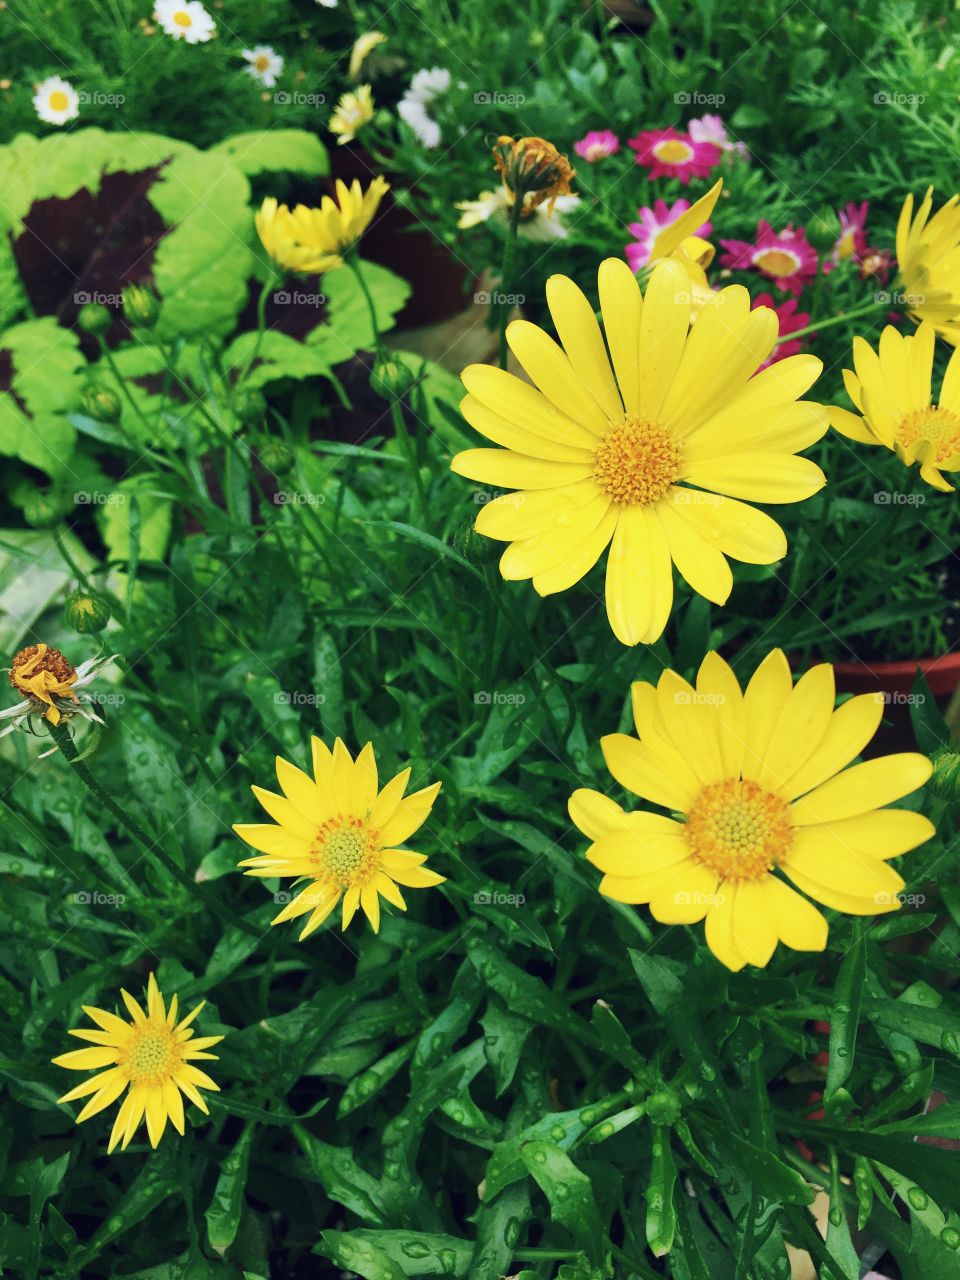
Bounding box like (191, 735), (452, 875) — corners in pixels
(205, 1125), (255, 1255)
(212, 130), (329, 177)
(825, 1149), (859, 1280)
(97, 476), (173, 564)
(645, 1124), (678, 1257)
(824, 923), (865, 1111)
(520, 1141), (604, 1263)
(712, 1131), (815, 1207)
(310, 259), (411, 355)
(319, 1229), (473, 1277)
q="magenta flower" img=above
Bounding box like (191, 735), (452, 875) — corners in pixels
(627, 127), (720, 183)
(624, 197), (713, 271)
(833, 200), (870, 263)
(753, 292), (810, 369)
(688, 113), (749, 159)
(720, 220), (818, 295)
(573, 130), (620, 162)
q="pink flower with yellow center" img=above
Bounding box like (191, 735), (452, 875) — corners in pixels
(754, 293), (811, 369)
(627, 128), (720, 184)
(833, 200), (869, 262)
(720, 221), (818, 296)
(625, 197), (713, 271)
(573, 130), (620, 162)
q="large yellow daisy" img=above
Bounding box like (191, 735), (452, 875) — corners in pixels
(829, 322), (960, 491)
(569, 650), (934, 970)
(896, 188), (960, 345)
(451, 258), (828, 646)
(53, 973), (222, 1153)
(234, 738), (444, 937)
(255, 177), (389, 275)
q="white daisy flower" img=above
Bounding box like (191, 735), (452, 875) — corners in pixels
(406, 67), (451, 106)
(154, 0), (216, 44)
(456, 188), (579, 242)
(32, 76), (79, 127)
(398, 97), (441, 149)
(316, 0), (339, 6)
(243, 45), (284, 88)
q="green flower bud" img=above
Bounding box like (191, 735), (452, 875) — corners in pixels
(233, 386), (268, 426)
(77, 303), (113, 336)
(81, 384), (122, 424)
(370, 356), (417, 401)
(122, 284), (159, 329)
(645, 1088), (682, 1125)
(806, 205), (841, 254)
(64, 588), (112, 634)
(22, 489), (68, 530)
(930, 747), (960, 799)
(452, 516), (500, 566)
(259, 440), (295, 476)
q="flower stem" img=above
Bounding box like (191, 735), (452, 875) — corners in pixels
(45, 720), (263, 939)
(497, 198), (524, 369)
(775, 295), (889, 346)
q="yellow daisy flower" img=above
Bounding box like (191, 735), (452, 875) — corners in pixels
(52, 973), (222, 1153)
(896, 188), (960, 345)
(234, 738), (445, 937)
(255, 178), (389, 275)
(349, 31), (387, 79)
(829, 322), (960, 491)
(570, 650), (934, 971)
(329, 85), (374, 146)
(451, 257), (828, 646)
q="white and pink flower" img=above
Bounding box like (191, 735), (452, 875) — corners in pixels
(624, 197), (713, 271)
(573, 130), (620, 162)
(720, 220), (818, 295)
(627, 127), (720, 183)
(688, 113), (749, 158)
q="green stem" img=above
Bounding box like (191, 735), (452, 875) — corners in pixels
(234, 278), (275, 394)
(776, 295), (889, 346)
(45, 720), (263, 940)
(497, 198), (524, 369)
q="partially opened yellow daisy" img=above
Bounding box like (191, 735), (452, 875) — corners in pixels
(452, 258), (828, 645)
(234, 738), (445, 937)
(329, 85), (374, 146)
(829, 323), (960, 491)
(255, 178), (389, 275)
(53, 973), (222, 1153)
(896, 188), (960, 345)
(570, 650), (934, 970)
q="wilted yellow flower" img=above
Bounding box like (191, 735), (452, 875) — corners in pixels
(255, 177), (389, 275)
(896, 188), (960, 344)
(571, 650), (934, 970)
(234, 737), (445, 937)
(53, 972), (222, 1153)
(330, 84), (374, 145)
(349, 31), (387, 79)
(492, 135), (576, 214)
(829, 322), (960, 491)
(1, 642), (115, 737)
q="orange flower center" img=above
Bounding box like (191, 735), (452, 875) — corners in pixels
(753, 248), (800, 278)
(593, 419), (681, 506)
(684, 778), (793, 880)
(654, 139), (693, 164)
(10, 643), (77, 698)
(313, 816), (378, 888)
(897, 405), (960, 463)
(124, 1025), (179, 1085)
(49, 90), (69, 111)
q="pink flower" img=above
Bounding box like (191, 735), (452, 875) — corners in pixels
(719, 220), (818, 295)
(753, 292), (810, 369)
(624, 197), (713, 271)
(688, 113), (749, 159)
(833, 200), (869, 263)
(627, 127), (720, 183)
(573, 130), (619, 162)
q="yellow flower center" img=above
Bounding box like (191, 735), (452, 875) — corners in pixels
(255, 54), (270, 70)
(753, 248), (800, 278)
(684, 778), (793, 880)
(174, 10), (192, 25)
(49, 90), (68, 111)
(593, 419), (681, 506)
(314, 816), (378, 888)
(654, 139), (693, 164)
(125, 1026), (178, 1085)
(897, 405), (960, 463)
(837, 230), (856, 260)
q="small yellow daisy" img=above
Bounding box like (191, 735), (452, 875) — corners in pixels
(234, 738), (445, 937)
(53, 973), (222, 1153)
(896, 187), (960, 345)
(329, 85), (374, 146)
(570, 649), (934, 971)
(255, 177), (389, 275)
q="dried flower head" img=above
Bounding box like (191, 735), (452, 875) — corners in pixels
(492, 135), (575, 215)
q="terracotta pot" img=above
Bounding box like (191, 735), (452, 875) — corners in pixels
(328, 146), (474, 329)
(832, 652), (960, 699)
